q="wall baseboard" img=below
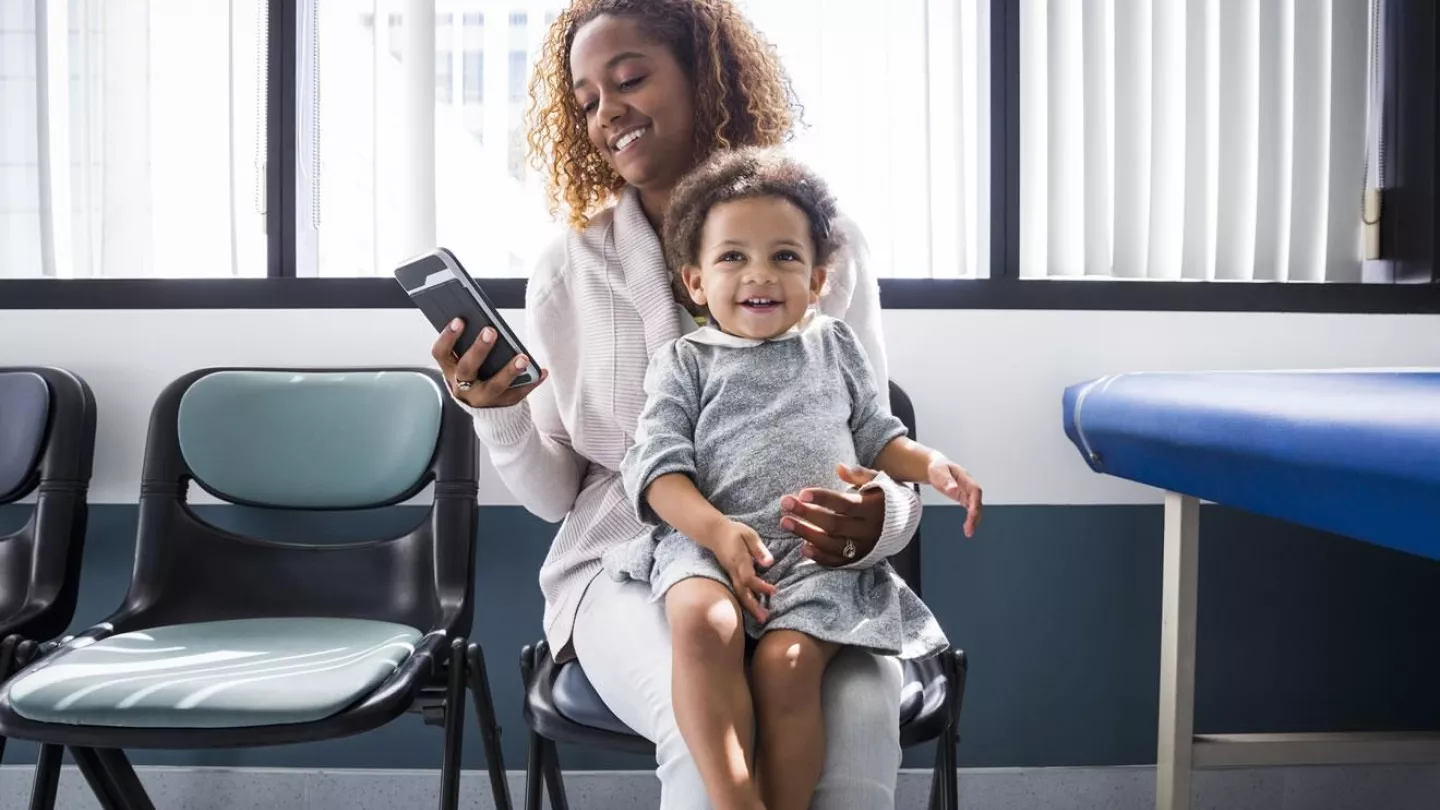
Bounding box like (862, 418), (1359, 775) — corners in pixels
(0, 764), (1436, 810)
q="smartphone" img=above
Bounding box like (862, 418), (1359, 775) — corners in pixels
(394, 247), (542, 388)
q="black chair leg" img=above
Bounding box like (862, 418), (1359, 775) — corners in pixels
(28, 743), (63, 810)
(928, 745), (943, 810)
(440, 637), (468, 810)
(936, 649), (965, 810)
(931, 725), (958, 810)
(71, 747), (126, 810)
(0, 633), (19, 765)
(468, 642), (513, 810)
(541, 739), (569, 810)
(94, 748), (155, 810)
(524, 730), (545, 810)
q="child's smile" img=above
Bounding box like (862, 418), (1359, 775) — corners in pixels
(681, 196), (829, 341)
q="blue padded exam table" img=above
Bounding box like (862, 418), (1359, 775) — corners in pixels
(1063, 369), (1440, 810)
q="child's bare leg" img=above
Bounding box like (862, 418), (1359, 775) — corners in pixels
(750, 630), (841, 810)
(665, 578), (763, 810)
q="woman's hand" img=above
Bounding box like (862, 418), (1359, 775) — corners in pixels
(431, 318), (547, 408)
(926, 457), (983, 537)
(780, 464), (888, 567)
(702, 520), (777, 622)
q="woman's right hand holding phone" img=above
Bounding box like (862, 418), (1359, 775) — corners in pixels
(431, 318), (547, 408)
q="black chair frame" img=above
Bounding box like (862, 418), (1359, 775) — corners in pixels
(518, 382), (968, 810)
(0, 367), (511, 810)
(0, 367), (98, 764)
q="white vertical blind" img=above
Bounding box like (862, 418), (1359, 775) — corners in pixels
(308, 0), (987, 279)
(0, 0), (265, 279)
(1020, 0), (1371, 282)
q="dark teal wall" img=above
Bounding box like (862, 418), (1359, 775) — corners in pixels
(1, 503), (1437, 771)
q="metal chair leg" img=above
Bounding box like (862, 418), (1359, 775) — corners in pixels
(12, 633), (42, 776)
(939, 724), (959, 810)
(94, 748), (155, 810)
(469, 642), (513, 810)
(939, 649), (965, 810)
(71, 747), (126, 810)
(524, 730), (545, 810)
(28, 744), (63, 810)
(928, 745), (943, 810)
(541, 739), (569, 810)
(0, 633), (19, 766)
(440, 637), (468, 810)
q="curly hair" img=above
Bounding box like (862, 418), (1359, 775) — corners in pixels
(526, 0), (802, 229)
(662, 146), (845, 274)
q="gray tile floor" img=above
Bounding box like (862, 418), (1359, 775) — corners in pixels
(0, 765), (1435, 809)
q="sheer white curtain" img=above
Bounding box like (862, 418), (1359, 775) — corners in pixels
(1019, 0), (1371, 282)
(1, 0), (44, 278)
(306, 0), (988, 279)
(0, 0), (264, 280)
(737, 0), (988, 279)
(307, 0), (566, 279)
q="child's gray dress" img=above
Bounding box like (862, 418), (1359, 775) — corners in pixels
(600, 313), (947, 660)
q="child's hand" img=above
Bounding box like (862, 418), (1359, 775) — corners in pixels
(928, 457), (984, 538)
(707, 521), (778, 622)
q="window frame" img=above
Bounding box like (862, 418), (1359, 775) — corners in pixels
(3, 0), (1437, 313)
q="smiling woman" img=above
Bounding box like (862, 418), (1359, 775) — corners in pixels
(528, 0), (799, 230)
(427, 2), (926, 809)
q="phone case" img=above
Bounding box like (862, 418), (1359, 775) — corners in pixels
(394, 248), (542, 388)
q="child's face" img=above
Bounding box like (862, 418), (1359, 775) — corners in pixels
(681, 197), (828, 340)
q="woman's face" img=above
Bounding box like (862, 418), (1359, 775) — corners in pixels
(570, 15), (697, 195)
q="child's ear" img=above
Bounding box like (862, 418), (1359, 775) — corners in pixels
(681, 264), (707, 305)
(809, 266), (829, 303)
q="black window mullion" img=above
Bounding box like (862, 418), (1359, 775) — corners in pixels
(266, 0), (298, 278)
(1379, 0), (1439, 283)
(990, 0), (1020, 281)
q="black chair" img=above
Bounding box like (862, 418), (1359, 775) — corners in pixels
(0, 367), (511, 810)
(519, 381), (967, 810)
(0, 367), (98, 760)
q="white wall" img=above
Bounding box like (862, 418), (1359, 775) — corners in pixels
(2, 308), (1437, 505)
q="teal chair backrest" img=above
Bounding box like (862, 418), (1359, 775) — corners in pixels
(117, 367), (478, 635)
(176, 370), (443, 508)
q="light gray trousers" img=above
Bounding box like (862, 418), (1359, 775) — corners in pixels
(574, 573), (905, 809)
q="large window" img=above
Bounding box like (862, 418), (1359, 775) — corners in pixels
(303, 0), (983, 280)
(0, 0), (265, 279)
(3, 0), (1435, 301)
(311, 1), (562, 280)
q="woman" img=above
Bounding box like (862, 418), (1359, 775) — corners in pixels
(430, 1), (956, 807)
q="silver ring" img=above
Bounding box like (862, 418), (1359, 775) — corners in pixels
(455, 380), (474, 392)
(841, 538), (857, 560)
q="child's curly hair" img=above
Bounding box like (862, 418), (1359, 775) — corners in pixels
(662, 146), (845, 273)
(526, 0), (802, 230)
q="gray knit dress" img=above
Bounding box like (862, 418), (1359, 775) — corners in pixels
(600, 313), (948, 660)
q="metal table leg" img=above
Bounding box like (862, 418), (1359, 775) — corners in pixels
(1157, 492), (1199, 810)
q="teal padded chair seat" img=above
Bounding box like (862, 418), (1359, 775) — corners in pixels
(8, 617), (423, 729)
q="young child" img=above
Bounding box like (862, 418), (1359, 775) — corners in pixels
(601, 146), (982, 810)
